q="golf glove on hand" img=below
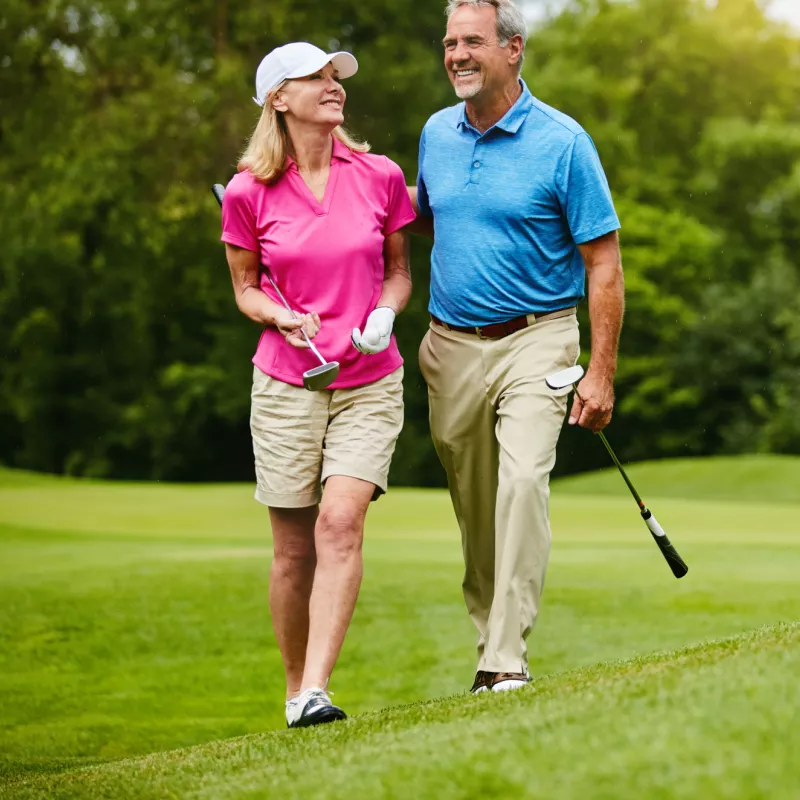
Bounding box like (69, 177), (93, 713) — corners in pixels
(352, 307), (395, 355)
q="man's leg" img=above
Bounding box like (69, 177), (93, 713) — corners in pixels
(482, 315), (580, 676)
(420, 326), (498, 667)
(268, 506), (318, 700)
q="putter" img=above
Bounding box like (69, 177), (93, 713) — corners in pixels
(211, 184), (339, 391)
(546, 365), (689, 579)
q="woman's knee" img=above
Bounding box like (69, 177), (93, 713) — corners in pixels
(273, 535), (315, 564)
(270, 507), (317, 573)
(315, 505), (364, 560)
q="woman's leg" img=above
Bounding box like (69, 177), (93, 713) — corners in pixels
(301, 476), (375, 690)
(268, 505), (318, 699)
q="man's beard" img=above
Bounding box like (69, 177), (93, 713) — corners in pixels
(454, 73), (484, 100)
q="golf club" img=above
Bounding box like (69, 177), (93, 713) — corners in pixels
(546, 365), (689, 579)
(211, 184), (339, 391)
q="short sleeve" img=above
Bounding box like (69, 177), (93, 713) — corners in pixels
(221, 173), (259, 252)
(382, 157), (416, 236)
(415, 126), (432, 218)
(556, 133), (620, 245)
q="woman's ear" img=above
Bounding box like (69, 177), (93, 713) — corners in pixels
(272, 90), (288, 113)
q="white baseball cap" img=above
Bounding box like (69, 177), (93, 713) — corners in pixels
(253, 42), (359, 106)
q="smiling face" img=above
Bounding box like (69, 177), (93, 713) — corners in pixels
(443, 4), (522, 101)
(272, 63), (346, 128)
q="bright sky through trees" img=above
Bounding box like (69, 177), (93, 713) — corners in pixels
(521, 0), (800, 29)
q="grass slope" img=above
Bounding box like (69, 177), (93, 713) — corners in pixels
(556, 454), (800, 504)
(1, 456), (799, 796)
(4, 623), (798, 799)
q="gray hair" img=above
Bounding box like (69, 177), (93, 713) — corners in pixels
(445, 0), (528, 69)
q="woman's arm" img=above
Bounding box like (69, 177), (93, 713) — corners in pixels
(224, 243), (319, 348)
(376, 229), (412, 314)
(351, 228), (412, 354)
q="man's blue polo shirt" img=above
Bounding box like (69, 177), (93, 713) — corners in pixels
(416, 81), (620, 327)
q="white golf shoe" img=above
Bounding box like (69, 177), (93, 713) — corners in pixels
(285, 687), (347, 729)
(490, 672), (530, 692)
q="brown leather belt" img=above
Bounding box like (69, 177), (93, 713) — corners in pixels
(430, 306), (576, 339)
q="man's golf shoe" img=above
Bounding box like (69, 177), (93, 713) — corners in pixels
(470, 671), (493, 695)
(490, 672), (530, 693)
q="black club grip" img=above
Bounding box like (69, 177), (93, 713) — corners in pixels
(642, 510), (689, 579)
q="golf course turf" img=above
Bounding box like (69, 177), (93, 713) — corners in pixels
(1, 455), (798, 798)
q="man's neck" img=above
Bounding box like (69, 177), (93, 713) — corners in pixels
(465, 78), (523, 134)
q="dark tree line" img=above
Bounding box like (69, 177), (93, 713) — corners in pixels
(2, 0), (798, 485)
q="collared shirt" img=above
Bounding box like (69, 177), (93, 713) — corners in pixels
(416, 80), (620, 327)
(222, 138), (415, 388)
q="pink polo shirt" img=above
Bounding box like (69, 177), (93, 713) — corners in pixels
(221, 138), (416, 389)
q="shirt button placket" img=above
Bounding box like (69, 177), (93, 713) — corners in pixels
(471, 141), (482, 185)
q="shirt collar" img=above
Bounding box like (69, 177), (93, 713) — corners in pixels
(331, 136), (353, 162)
(456, 79), (533, 135)
(286, 135), (352, 170)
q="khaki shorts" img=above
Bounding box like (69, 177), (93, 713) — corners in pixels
(250, 366), (404, 508)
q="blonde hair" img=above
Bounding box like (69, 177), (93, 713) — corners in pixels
(238, 84), (370, 183)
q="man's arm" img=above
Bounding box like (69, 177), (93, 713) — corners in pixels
(406, 186), (434, 238)
(568, 230), (624, 432)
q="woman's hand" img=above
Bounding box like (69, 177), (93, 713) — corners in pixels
(352, 307), (395, 354)
(274, 309), (321, 349)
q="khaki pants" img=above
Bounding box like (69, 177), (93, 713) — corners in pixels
(419, 312), (579, 674)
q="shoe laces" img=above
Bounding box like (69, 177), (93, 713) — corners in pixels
(287, 687), (331, 707)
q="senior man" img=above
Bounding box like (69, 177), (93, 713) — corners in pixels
(410, 0), (624, 694)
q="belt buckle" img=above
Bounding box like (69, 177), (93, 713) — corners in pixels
(474, 326), (486, 340)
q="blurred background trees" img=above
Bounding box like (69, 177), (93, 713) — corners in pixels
(1, 0), (799, 484)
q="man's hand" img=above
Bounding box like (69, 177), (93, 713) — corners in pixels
(569, 369), (615, 432)
(352, 307), (396, 354)
(275, 309), (321, 350)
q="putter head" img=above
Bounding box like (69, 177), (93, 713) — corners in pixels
(545, 364), (585, 391)
(303, 362), (339, 392)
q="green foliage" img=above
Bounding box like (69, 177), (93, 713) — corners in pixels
(1, 0), (800, 481)
(528, 0), (800, 476)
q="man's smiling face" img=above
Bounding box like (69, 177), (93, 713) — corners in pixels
(443, 4), (516, 101)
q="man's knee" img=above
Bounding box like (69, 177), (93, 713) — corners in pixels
(503, 470), (550, 503)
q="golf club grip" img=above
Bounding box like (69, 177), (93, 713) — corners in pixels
(211, 184), (225, 206)
(642, 511), (688, 579)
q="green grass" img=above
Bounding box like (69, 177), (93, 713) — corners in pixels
(1, 456), (799, 798)
(5, 624), (798, 800)
(557, 454), (800, 504)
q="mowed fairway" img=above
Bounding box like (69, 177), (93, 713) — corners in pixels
(1, 456), (799, 798)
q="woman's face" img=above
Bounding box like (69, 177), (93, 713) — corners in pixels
(273, 63), (346, 128)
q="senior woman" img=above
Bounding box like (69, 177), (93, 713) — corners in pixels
(220, 42), (415, 728)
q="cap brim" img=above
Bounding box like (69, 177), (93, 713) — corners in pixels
(329, 51), (358, 80)
(285, 51), (358, 81)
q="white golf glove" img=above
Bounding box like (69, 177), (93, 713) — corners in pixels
(352, 307), (396, 355)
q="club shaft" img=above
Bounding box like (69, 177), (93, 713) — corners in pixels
(596, 431), (644, 509)
(263, 274), (326, 367)
(572, 382), (688, 578)
(574, 385), (644, 509)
